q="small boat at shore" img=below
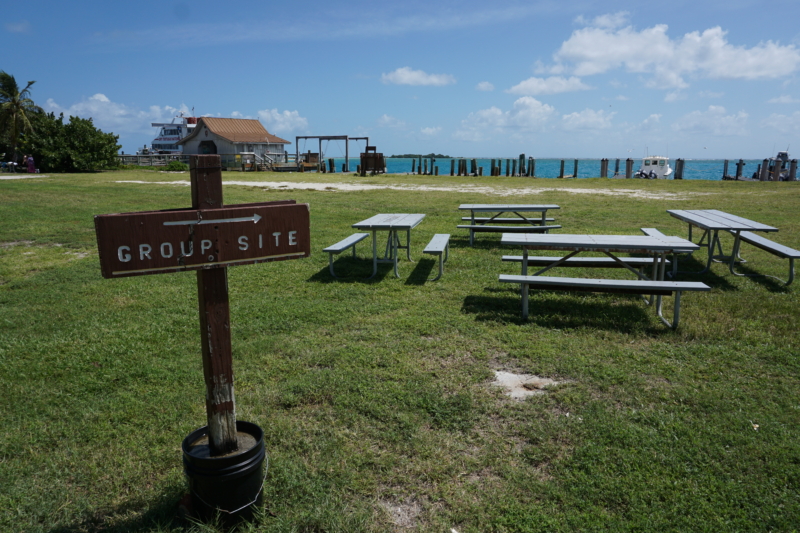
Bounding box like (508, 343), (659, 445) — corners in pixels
(634, 156), (673, 179)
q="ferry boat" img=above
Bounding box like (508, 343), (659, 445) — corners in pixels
(139, 113), (198, 154)
(634, 155), (673, 179)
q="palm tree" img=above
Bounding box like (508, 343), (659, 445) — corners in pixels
(0, 71), (42, 163)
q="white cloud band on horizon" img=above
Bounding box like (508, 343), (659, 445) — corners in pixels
(381, 67), (456, 86)
(455, 97), (556, 142)
(672, 105), (748, 136)
(45, 94), (188, 138)
(257, 108), (308, 134)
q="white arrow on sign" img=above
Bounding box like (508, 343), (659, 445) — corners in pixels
(163, 213), (262, 226)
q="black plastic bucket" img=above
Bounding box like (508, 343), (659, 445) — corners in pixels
(182, 421), (267, 523)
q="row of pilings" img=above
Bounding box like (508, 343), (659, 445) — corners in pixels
(408, 156), (679, 179)
(404, 155), (798, 181)
(722, 158), (798, 181)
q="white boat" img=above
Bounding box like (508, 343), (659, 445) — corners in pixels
(634, 156), (673, 179)
(138, 113), (198, 154)
(768, 151), (791, 180)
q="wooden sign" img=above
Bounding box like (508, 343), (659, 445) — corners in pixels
(94, 155), (310, 455)
(95, 201), (310, 278)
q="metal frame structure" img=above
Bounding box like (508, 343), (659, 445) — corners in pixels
(295, 136), (369, 172)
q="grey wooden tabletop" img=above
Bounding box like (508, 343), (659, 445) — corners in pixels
(500, 233), (699, 253)
(667, 209), (777, 232)
(352, 213), (426, 230)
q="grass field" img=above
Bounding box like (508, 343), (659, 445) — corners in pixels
(1, 169), (798, 532)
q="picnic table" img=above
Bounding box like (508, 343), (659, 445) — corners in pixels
(352, 213), (426, 278)
(458, 204), (561, 245)
(499, 233), (706, 328)
(667, 209), (778, 275)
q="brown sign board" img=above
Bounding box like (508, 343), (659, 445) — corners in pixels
(95, 200), (310, 278)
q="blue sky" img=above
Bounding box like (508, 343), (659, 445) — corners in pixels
(3, 0), (800, 159)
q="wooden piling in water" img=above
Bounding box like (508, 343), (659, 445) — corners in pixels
(573, 159), (579, 179)
(559, 160), (565, 179)
(674, 159), (684, 180)
(450, 159), (455, 176)
(512, 160), (517, 176)
(760, 159), (770, 181)
(423, 159), (428, 175)
(600, 158), (608, 178)
(625, 158), (633, 179)
(723, 160), (729, 179)
(735, 159), (744, 180)
(529, 158), (536, 177)
(411, 159), (416, 174)
(519, 154), (526, 176)
(790, 159), (798, 181)
(614, 158), (620, 176)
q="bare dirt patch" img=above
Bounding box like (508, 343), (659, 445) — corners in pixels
(491, 370), (563, 399)
(380, 498), (423, 529)
(1, 240), (35, 248)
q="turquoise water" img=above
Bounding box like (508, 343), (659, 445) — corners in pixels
(330, 157), (770, 181)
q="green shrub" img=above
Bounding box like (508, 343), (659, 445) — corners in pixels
(164, 160), (188, 171)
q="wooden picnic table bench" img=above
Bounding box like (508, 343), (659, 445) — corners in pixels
(499, 275), (710, 329)
(737, 231), (799, 285)
(458, 204), (560, 245)
(423, 234), (450, 281)
(500, 232), (703, 329)
(666, 209), (778, 277)
(323, 233), (370, 278)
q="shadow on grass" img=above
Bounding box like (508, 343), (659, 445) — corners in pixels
(46, 488), (191, 533)
(404, 258), (437, 285)
(464, 288), (673, 334)
(305, 256), (391, 283)
(447, 234), (505, 251)
(726, 262), (794, 292)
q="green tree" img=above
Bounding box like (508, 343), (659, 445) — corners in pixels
(23, 112), (121, 172)
(0, 71), (42, 163)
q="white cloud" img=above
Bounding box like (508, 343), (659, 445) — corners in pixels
(550, 19), (800, 89)
(615, 95), (629, 101)
(760, 112), (800, 133)
(231, 111), (244, 118)
(664, 91), (686, 102)
(45, 94), (188, 136)
(768, 95), (800, 104)
(420, 126), (441, 136)
(672, 105), (748, 136)
(381, 67), (456, 86)
(476, 81), (495, 92)
(454, 97), (556, 141)
(561, 108), (615, 130)
(257, 108), (308, 133)
(4, 20), (30, 33)
(377, 114), (406, 129)
(507, 76), (591, 95)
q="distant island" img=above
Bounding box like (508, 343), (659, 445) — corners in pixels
(388, 153), (451, 158)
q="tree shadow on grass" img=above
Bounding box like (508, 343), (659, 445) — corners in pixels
(464, 287), (675, 334)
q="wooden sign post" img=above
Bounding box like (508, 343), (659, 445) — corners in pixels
(95, 155), (310, 455)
